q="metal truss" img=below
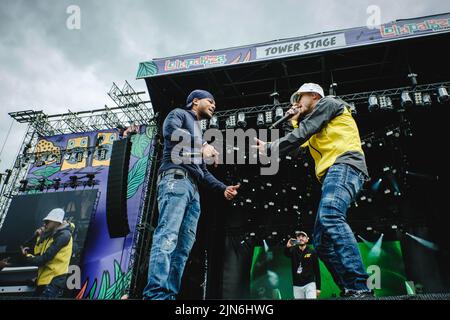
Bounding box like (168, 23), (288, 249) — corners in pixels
(0, 123), (39, 227)
(213, 81), (450, 120)
(0, 82), (156, 223)
(108, 81), (154, 125)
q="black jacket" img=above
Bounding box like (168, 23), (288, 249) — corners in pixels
(284, 245), (321, 289)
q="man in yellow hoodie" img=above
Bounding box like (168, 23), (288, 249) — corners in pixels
(22, 208), (74, 298)
(254, 83), (372, 298)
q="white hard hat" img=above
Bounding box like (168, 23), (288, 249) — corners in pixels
(290, 83), (324, 104)
(43, 208), (65, 223)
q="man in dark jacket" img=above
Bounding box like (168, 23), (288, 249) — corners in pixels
(285, 231), (321, 299)
(143, 89), (240, 300)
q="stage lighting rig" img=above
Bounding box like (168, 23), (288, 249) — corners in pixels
(368, 96), (379, 112)
(237, 112), (247, 128)
(265, 111), (273, 124)
(437, 86), (449, 103)
(226, 115), (236, 129)
(69, 176), (78, 189)
(400, 91), (413, 110)
(275, 107), (284, 121)
(257, 113), (265, 127)
(209, 116), (219, 129)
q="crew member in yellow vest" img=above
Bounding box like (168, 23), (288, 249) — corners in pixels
(254, 83), (372, 298)
(21, 208), (74, 298)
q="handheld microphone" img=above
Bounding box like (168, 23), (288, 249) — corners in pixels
(269, 107), (299, 129)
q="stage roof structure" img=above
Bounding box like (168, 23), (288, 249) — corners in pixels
(137, 12), (450, 114)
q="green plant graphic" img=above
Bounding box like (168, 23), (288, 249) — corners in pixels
(77, 260), (132, 300)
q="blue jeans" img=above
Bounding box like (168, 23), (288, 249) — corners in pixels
(313, 163), (369, 293)
(143, 173), (201, 300)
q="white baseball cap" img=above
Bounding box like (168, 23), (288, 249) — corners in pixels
(290, 83), (325, 104)
(43, 208), (65, 223)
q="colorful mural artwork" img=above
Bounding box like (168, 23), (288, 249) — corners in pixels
(23, 125), (157, 299)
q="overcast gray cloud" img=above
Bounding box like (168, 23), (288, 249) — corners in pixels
(0, 0), (449, 172)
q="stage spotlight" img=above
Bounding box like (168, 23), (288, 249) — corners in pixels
(408, 73), (418, 87)
(19, 179), (28, 192)
(53, 178), (61, 190)
(87, 173), (95, 187)
(257, 113), (265, 127)
(387, 173), (401, 196)
(37, 178), (46, 192)
(368, 96), (379, 112)
(391, 225), (398, 229)
(329, 83), (337, 96)
(200, 119), (208, 131)
(348, 102), (357, 115)
(405, 232), (439, 251)
(400, 91), (413, 109)
(437, 86), (449, 103)
(422, 93), (432, 106)
(357, 235), (373, 248)
(237, 112), (247, 128)
(368, 233), (384, 260)
(413, 92), (423, 106)
(366, 226), (373, 231)
(379, 96), (394, 111)
(265, 111), (273, 124)
(275, 107), (284, 121)
(226, 115), (236, 129)
(69, 176), (78, 189)
(371, 178), (383, 192)
(209, 116), (219, 129)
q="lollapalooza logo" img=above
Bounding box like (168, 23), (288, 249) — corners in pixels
(380, 18), (450, 37)
(164, 55), (227, 71)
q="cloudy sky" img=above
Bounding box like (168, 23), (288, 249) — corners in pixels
(0, 0), (449, 172)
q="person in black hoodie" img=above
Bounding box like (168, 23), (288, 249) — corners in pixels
(284, 230), (321, 299)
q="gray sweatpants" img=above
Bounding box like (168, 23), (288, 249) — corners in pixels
(293, 282), (317, 299)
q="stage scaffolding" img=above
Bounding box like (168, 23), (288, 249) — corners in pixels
(0, 82), (156, 227)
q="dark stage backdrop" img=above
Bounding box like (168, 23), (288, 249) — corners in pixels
(250, 241), (407, 299)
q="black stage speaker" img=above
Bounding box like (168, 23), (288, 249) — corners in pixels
(106, 137), (132, 238)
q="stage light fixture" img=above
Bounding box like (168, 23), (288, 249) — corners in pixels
(379, 96), (394, 111)
(237, 112), (247, 128)
(53, 178), (61, 190)
(349, 102), (357, 115)
(413, 92), (423, 106)
(69, 176), (78, 189)
(437, 86), (449, 103)
(400, 91), (413, 109)
(226, 115), (236, 129)
(275, 107), (284, 121)
(265, 111), (273, 124)
(200, 119), (208, 131)
(257, 113), (265, 127)
(209, 116), (219, 129)
(422, 93), (432, 106)
(87, 173), (95, 187)
(368, 96), (379, 112)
